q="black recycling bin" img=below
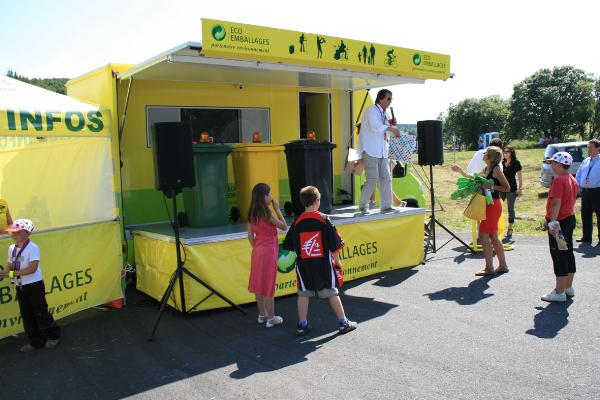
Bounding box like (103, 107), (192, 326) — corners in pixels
(284, 140), (336, 215)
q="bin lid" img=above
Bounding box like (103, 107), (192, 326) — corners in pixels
(192, 143), (233, 153)
(232, 143), (285, 152)
(284, 139), (337, 150)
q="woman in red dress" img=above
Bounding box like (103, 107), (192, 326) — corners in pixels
(453, 146), (511, 275)
(247, 183), (287, 328)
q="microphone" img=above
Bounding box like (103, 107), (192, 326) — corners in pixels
(390, 107), (395, 120)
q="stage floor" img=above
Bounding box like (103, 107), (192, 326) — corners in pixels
(130, 205), (426, 312)
(129, 205), (425, 244)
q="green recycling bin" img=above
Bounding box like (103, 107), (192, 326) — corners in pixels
(183, 143), (232, 227)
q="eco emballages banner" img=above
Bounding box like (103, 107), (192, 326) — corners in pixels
(0, 222), (122, 339)
(201, 19), (450, 80)
(135, 213), (424, 311)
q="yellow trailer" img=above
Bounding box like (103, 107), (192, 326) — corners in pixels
(66, 19), (451, 311)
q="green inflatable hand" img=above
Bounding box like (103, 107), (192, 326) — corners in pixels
(277, 244), (297, 273)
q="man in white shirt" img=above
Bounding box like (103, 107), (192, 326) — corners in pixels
(356, 89), (400, 212)
(466, 138), (504, 175)
(575, 139), (600, 244)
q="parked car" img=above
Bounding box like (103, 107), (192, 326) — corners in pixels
(540, 141), (588, 188)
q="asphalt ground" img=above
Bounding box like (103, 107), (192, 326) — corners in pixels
(1, 234), (599, 400)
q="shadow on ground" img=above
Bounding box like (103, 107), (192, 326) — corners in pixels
(423, 275), (501, 305)
(0, 265), (421, 399)
(525, 300), (572, 339)
(573, 243), (600, 259)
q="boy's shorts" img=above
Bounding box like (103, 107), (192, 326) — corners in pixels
(298, 287), (339, 299)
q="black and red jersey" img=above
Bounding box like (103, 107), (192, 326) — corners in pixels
(282, 211), (345, 291)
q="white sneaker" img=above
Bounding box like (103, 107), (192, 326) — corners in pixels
(565, 287), (575, 298)
(45, 338), (60, 349)
(541, 290), (566, 302)
(265, 316), (283, 328)
(257, 315), (268, 324)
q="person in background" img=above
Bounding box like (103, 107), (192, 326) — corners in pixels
(0, 198), (14, 233)
(501, 146), (522, 239)
(575, 139), (600, 245)
(247, 183), (287, 328)
(466, 138), (504, 176)
(453, 147), (511, 276)
(541, 152), (579, 302)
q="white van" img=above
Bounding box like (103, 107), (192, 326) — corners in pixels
(540, 141), (588, 188)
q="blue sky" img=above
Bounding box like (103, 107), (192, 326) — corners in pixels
(1, 0), (598, 123)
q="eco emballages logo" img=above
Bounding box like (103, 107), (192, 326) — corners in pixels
(412, 53), (421, 65)
(211, 24), (226, 41)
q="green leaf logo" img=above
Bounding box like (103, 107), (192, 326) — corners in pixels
(277, 245), (297, 273)
(413, 53), (421, 65)
(211, 24), (226, 41)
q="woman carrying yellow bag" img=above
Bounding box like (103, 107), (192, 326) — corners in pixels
(452, 147), (511, 276)
(463, 192), (487, 221)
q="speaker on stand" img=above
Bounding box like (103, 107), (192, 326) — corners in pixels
(417, 120), (473, 256)
(149, 122), (245, 341)
(152, 122), (195, 194)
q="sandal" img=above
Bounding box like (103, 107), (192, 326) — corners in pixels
(494, 265), (509, 274)
(475, 268), (495, 276)
(505, 228), (513, 239)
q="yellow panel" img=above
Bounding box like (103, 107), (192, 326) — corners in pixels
(116, 80), (306, 192)
(134, 213), (424, 311)
(305, 94), (330, 141)
(66, 64), (131, 110)
(0, 137), (114, 230)
(0, 222), (123, 339)
(202, 19), (450, 80)
(66, 64), (130, 222)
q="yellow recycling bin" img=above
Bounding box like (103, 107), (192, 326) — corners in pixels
(231, 143), (284, 222)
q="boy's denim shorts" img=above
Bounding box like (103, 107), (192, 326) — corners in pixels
(298, 287), (338, 299)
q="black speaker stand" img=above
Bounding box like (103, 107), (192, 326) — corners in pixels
(149, 188), (246, 341)
(424, 164), (473, 258)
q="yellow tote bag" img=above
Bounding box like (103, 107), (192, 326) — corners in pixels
(463, 193), (487, 221)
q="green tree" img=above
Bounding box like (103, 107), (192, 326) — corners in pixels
(5, 70), (69, 95)
(592, 77), (600, 139)
(443, 95), (509, 150)
(509, 66), (595, 141)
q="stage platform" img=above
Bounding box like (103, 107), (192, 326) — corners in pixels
(131, 205), (425, 312)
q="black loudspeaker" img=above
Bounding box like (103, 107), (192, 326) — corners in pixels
(152, 122), (195, 192)
(417, 120), (444, 166)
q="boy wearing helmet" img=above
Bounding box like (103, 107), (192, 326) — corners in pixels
(0, 219), (61, 352)
(541, 152), (580, 302)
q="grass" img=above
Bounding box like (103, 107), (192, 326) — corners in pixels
(420, 148), (585, 237)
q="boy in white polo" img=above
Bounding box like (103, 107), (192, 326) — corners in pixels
(0, 219), (61, 352)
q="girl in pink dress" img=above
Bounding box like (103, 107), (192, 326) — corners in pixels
(247, 183), (287, 328)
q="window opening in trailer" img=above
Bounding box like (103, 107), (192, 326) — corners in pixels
(146, 106), (271, 147)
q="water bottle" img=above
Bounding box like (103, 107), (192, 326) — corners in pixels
(484, 188), (493, 204)
(548, 221), (568, 251)
(556, 230), (568, 251)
